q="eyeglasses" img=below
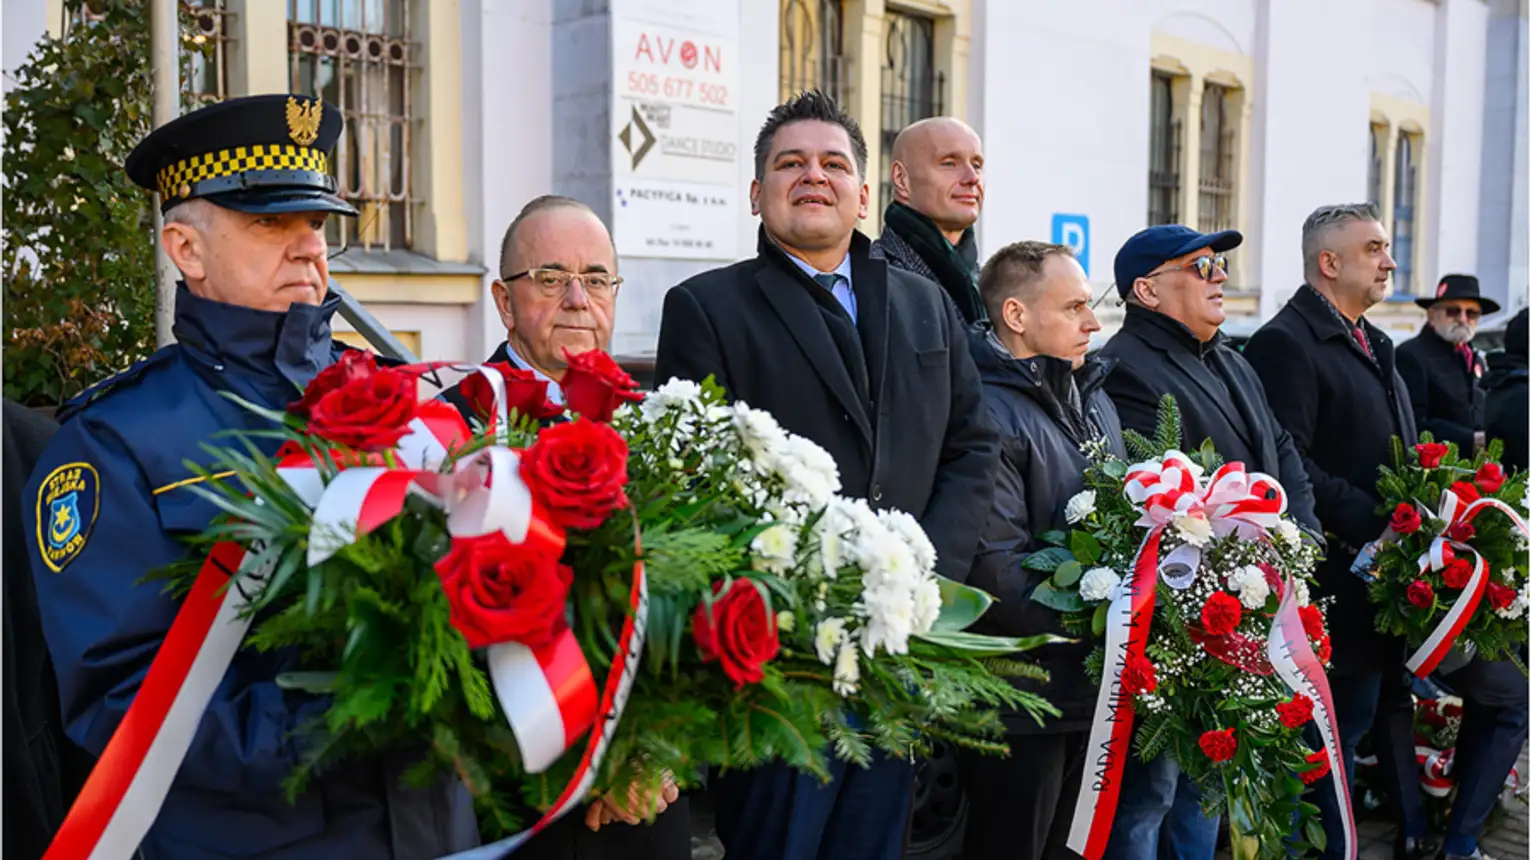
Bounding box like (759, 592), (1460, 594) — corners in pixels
(504, 268), (622, 299)
(1438, 305), (1482, 321)
(1145, 254), (1229, 282)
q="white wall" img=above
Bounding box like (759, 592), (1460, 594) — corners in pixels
(333, 304), (472, 361)
(1427, 0), (1490, 286)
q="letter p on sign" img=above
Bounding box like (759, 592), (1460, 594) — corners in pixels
(1051, 213), (1090, 278)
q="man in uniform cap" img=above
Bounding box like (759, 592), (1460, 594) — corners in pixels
(21, 95), (478, 859)
(1396, 273), (1500, 455)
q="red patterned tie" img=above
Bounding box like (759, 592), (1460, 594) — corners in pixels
(1456, 343), (1474, 373)
(1353, 326), (1372, 358)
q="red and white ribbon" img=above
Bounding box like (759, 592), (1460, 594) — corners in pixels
(1124, 454), (1286, 543)
(1269, 573), (1355, 860)
(1406, 490), (1530, 677)
(1066, 529), (1162, 859)
(45, 362), (620, 860)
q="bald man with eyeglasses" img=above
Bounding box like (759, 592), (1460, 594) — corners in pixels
(1094, 224), (1321, 860)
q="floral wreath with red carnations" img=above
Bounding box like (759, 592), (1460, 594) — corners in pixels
(1024, 397), (1340, 859)
(1361, 435), (1530, 679)
(137, 350), (1044, 851)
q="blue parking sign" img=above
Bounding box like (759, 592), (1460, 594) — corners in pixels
(1051, 214), (1090, 278)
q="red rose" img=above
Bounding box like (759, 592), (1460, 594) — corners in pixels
(1316, 636), (1332, 663)
(290, 349), (378, 417)
(1276, 693), (1314, 729)
(306, 367), (418, 450)
(1390, 503), (1424, 536)
(1487, 582), (1516, 611)
(521, 419), (630, 530)
(1450, 481), (1481, 505)
(1300, 750), (1332, 785)
(434, 532), (572, 650)
(1416, 442), (1449, 470)
(1200, 592), (1243, 636)
(1198, 728), (1237, 763)
(1476, 462), (1507, 494)
(1121, 653), (1158, 695)
(458, 363), (563, 423)
(1442, 558), (1473, 589)
(561, 349), (642, 422)
(692, 579), (780, 688)
(1448, 521), (1476, 543)
(1299, 605), (1327, 641)
(1406, 580), (1435, 609)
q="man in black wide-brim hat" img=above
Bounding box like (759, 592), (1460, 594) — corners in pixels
(1396, 273), (1501, 455)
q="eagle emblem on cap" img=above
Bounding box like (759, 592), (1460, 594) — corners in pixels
(286, 96), (322, 146)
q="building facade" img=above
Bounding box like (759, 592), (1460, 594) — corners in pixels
(4, 0), (1525, 363)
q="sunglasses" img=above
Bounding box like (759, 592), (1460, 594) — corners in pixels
(1146, 253), (1229, 282)
(1437, 305), (1482, 321)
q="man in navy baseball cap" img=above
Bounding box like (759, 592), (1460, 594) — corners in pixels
(1096, 224), (1320, 860)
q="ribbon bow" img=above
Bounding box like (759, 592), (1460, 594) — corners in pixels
(1124, 450), (1207, 528)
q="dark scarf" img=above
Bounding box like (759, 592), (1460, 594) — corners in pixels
(883, 201), (986, 324)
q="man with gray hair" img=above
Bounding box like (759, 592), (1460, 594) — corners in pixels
(1242, 203), (1432, 860)
(1396, 273), (1499, 455)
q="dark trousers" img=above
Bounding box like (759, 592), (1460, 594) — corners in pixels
(1439, 658), (1530, 856)
(959, 730), (1086, 860)
(1307, 668), (1425, 860)
(713, 750), (915, 860)
(514, 796), (692, 860)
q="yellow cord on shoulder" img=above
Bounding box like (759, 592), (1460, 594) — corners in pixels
(152, 471), (237, 496)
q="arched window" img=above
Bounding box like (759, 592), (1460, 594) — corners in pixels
(1392, 133), (1417, 294)
(779, 0), (848, 105)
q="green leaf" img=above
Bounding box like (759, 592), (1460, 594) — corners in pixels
(932, 575), (994, 632)
(1091, 602), (1109, 636)
(1069, 531), (1103, 566)
(1052, 560), (1084, 588)
(1303, 818), (1327, 853)
(1031, 580), (1086, 612)
(275, 671), (339, 692)
(913, 629), (1068, 656)
(1021, 547), (1073, 573)
(1037, 530), (1070, 547)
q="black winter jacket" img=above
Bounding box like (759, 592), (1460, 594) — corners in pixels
(966, 328), (1127, 733)
(1483, 348), (1528, 473)
(1396, 323), (1486, 452)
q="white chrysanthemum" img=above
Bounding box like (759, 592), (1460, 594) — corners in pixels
(858, 532), (919, 592)
(1078, 567), (1121, 602)
(1226, 566), (1271, 610)
(640, 378), (703, 422)
(860, 584), (916, 655)
(912, 576), (942, 633)
(833, 638), (860, 696)
(751, 524), (799, 574)
(1174, 513), (1213, 547)
(1496, 601), (1526, 620)
(814, 617), (846, 664)
(776, 610), (796, 633)
(774, 436), (841, 507)
(813, 510), (848, 580)
(1065, 490), (1097, 525)
(878, 509), (938, 573)
(733, 403), (788, 463)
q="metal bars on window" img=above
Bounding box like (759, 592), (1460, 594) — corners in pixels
(779, 0), (850, 107)
(1367, 124), (1384, 208)
(879, 9), (943, 213)
(1197, 83), (1235, 233)
(1393, 133), (1418, 295)
(288, 0), (413, 252)
(1147, 73), (1181, 226)
(69, 1), (231, 108)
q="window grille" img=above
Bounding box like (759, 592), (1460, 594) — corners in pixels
(780, 0), (850, 107)
(1147, 72), (1181, 226)
(1197, 82), (1235, 233)
(879, 9), (943, 212)
(1392, 133), (1418, 295)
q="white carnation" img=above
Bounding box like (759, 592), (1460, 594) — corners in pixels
(814, 617), (847, 664)
(1226, 566), (1271, 610)
(878, 509), (938, 573)
(1064, 490), (1097, 525)
(1078, 567), (1121, 602)
(751, 524), (799, 574)
(1274, 520), (1302, 550)
(912, 576), (943, 633)
(833, 638), (860, 696)
(1174, 513), (1213, 547)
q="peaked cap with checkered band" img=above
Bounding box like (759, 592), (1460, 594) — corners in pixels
(125, 93), (357, 216)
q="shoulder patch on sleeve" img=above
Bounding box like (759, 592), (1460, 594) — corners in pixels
(36, 462), (100, 573)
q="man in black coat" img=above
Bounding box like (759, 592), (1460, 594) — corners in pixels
(654, 89), (999, 860)
(4, 399), (93, 860)
(873, 117), (987, 324)
(1242, 203), (1428, 860)
(1396, 273), (1498, 455)
(961, 241), (1126, 860)
(1484, 308), (1527, 471)
(1098, 224), (1321, 860)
